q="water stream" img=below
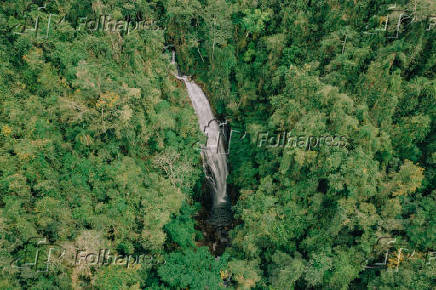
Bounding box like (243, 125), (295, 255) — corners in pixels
(171, 51), (231, 227)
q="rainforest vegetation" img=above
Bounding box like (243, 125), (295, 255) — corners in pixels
(0, 0), (435, 289)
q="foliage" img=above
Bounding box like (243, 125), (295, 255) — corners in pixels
(0, 0), (435, 288)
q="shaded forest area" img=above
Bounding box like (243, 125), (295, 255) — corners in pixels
(0, 0), (435, 289)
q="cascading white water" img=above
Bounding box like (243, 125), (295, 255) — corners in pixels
(172, 51), (229, 208)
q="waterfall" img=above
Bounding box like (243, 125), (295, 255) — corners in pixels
(172, 51), (231, 225)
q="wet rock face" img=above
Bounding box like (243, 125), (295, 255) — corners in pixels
(208, 204), (233, 227)
(194, 206), (232, 256)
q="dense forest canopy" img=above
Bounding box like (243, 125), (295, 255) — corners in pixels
(0, 0), (435, 289)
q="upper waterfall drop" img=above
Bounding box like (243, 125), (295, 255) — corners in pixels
(171, 51), (229, 208)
